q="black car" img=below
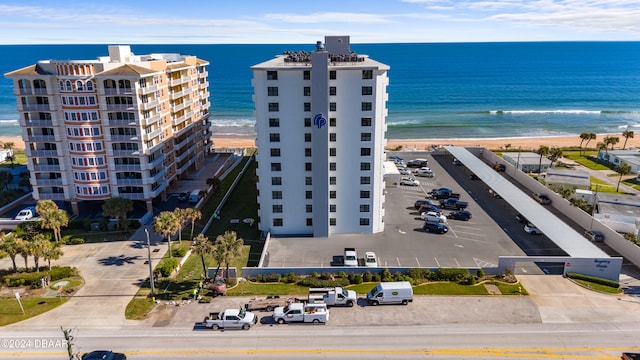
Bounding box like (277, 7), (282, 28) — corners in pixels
(533, 193), (552, 205)
(516, 213), (529, 224)
(414, 199), (437, 210)
(494, 163), (506, 172)
(584, 230), (605, 242)
(82, 351), (127, 360)
(423, 221), (449, 234)
(447, 210), (472, 221)
(178, 192), (188, 202)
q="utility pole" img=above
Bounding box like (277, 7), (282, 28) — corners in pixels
(145, 229), (155, 298)
(590, 184), (599, 230)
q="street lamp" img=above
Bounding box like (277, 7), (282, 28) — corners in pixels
(589, 184), (599, 230)
(145, 229), (155, 298)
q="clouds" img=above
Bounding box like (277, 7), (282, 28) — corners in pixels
(0, 0), (638, 44)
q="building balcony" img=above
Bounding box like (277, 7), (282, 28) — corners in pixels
(77, 193), (111, 200)
(115, 178), (144, 186)
(37, 192), (67, 201)
(172, 113), (187, 125)
(142, 128), (162, 141)
(104, 88), (134, 95)
(147, 154), (165, 168)
(149, 167), (167, 181)
(17, 88), (49, 95)
(27, 135), (57, 142)
(117, 192), (147, 200)
(22, 119), (55, 127)
(111, 150), (140, 156)
(35, 178), (64, 186)
(106, 104), (136, 111)
(170, 88), (189, 100)
(108, 119), (137, 127)
(149, 181), (168, 197)
(140, 99), (159, 110)
(20, 104), (51, 111)
(30, 150), (60, 157)
(169, 75), (191, 87)
(114, 164), (142, 171)
(140, 113), (161, 126)
(110, 135), (140, 142)
(137, 84), (158, 94)
(31, 164), (62, 172)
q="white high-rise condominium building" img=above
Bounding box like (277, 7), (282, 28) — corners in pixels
(252, 36), (390, 236)
(5, 45), (211, 216)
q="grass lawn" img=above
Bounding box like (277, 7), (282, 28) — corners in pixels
(413, 282), (490, 295)
(590, 177), (618, 193)
(572, 279), (622, 294)
(61, 228), (134, 243)
(0, 297), (68, 326)
(125, 297), (156, 320)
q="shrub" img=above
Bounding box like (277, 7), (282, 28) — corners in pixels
(175, 246), (188, 258)
(297, 276), (349, 288)
(199, 296), (212, 303)
(431, 268), (470, 282)
(566, 272), (619, 288)
(159, 258), (179, 277)
(311, 272), (320, 278)
(226, 278), (237, 287)
(349, 273), (363, 284)
(408, 268), (431, 283)
(3, 267), (78, 288)
(249, 273), (281, 283)
(362, 271), (372, 282)
(371, 273), (381, 282)
(381, 268), (393, 282)
(282, 272), (298, 284)
(61, 236), (84, 245)
(320, 272), (333, 280)
(476, 268), (485, 279)
(338, 271), (347, 279)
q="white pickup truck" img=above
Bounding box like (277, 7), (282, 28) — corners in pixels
(308, 287), (356, 307)
(203, 309), (258, 330)
(273, 302), (329, 324)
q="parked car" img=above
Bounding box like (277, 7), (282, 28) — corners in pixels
(14, 207), (36, 221)
(398, 167), (411, 175)
(81, 351), (127, 360)
(422, 221), (449, 234)
(407, 158), (428, 168)
(524, 223), (542, 235)
(414, 199), (437, 210)
(584, 230), (605, 242)
(418, 204), (441, 214)
(389, 156), (404, 165)
(399, 177), (420, 186)
(364, 252), (378, 267)
(488, 189), (501, 198)
(533, 193), (552, 205)
(421, 211), (447, 223)
(447, 210), (472, 221)
(469, 174), (480, 180)
(494, 163), (506, 172)
(177, 192), (188, 202)
(415, 167), (434, 177)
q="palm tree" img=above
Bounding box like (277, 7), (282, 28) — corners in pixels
(36, 200), (69, 243)
(36, 199), (58, 216)
(578, 132), (590, 154)
(536, 145), (549, 174)
(192, 234), (213, 279)
(30, 233), (51, 273)
(3, 142), (14, 168)
(605, 136), (619, 150)
(44, 243), (63, 270)
(153, 211), (179, 258)
(0, 232), (22, 272)
(102, 197), (133, 231)
(19, 236), (33, 270)
(185, 208), (202, 241)
(616, 162), (632, 192)
(596, 141), (608, 155)
(211, 240), (227, 279)
(622, 130), (634, 149)
(173, 208), (187, 244)
(214, 231), (244, 281)
(548, 147), (563, 167)
(584, 133), (597, 150)
(206, 176), (222, 194)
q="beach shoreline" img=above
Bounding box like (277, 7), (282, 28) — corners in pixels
(3, 133), (640, 153)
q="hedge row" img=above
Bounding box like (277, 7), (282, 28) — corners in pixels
(566, 272), (619, 288)
(4, 267), (79, 288)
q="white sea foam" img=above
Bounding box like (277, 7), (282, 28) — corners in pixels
(210, 118), (256, 127)
(490, 110), (601, 115)
(0, 119), (19, 125)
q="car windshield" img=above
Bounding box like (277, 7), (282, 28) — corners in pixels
(238, 309), (246, 319)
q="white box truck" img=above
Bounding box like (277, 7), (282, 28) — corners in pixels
(367, 281), (413, 306)
(273, 302), (329, 324)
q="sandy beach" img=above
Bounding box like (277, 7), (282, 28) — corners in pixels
(3, 133), (640, 153)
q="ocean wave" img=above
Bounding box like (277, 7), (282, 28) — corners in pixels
(0, 119), (19, 125)
(210, 118), (255, 127)
(489, 110), (602, 115)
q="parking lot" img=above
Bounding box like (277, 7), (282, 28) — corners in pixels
(265, 150), (540, 271)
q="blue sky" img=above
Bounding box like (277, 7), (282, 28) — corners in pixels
(1, 0), (640, 44)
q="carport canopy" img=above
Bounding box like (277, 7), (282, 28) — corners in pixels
(445, 146), (609, 258)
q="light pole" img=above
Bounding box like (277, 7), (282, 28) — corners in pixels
(145, 229), (155, 298)
(589, 184), (599, 230)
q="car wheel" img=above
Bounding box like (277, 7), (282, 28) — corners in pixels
(347, 301), (354, 307)
(212, 324), (219, 330)
(277, 318), (285, 324)
(402, 299), (408, 305)
(242, 324), (250, 330)
(371, 300), (379, 306)
(266, 306), (273, 312)
(313, 319), (320, 324)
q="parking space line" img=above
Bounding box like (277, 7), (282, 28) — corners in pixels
(396, 257), (401, 266)
(452, 229), (488, 238)
(415, 257), (421, 267)
(434, 257), (441, 267)
(454, 258), (460, 267)
(450, 235), (492, 244)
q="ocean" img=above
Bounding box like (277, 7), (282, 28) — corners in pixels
(1, 42), (640, 140)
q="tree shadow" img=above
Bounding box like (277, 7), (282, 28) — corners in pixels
(98, 254), (141, 266)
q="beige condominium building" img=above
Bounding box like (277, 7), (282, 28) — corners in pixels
(4, 45), (211, 216)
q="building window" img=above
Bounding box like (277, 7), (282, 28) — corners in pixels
(329, 118), (336, 127)
(330, 218), (336, 226)
(304, 103), (311, 112)
(305, 163), (312, 171)
(360, 204), (370, 212)
(360, 176), (371, 185)
(273, 218), (283, 226)
(362, 86), (373, 95)
(306, 204), (313, 213)
(306, 218), (313, 226)
(329, 103), (336, 111)
(271, 163), (281, 171)
(329, 70), (336, 80)
(304, 133), (311, 142)
(268, 103), (279, 112)
(330, 191), (337, 199)
(267, 71), (278, 80)
(361, 102), (372, 111)
(330, 176), (336, 185)
(305, 177), (312, 185)
(269, 118), (280, 127)
(269, 133), (280, 142)
(330, 205), (336, 213)
(361, 148), (371, 156)
(362, 70), (373, 79)
(303, 70), (310, 80)
(329, 133), (336, 142)
(272, 177), (282, 185)
(360, 218), (370, 226)
(329, 148), (336, 156)
(360, 162), (371, 171)
(270, 148), (281, 157)
(272, 191), (282, 199)
(361, 133), (372, 141)
(329, 162), (336, 171)
(304, 118), (311, 127)
(330, 86), (336, 96)
(267, 87), (278, 96)
(305, 148), (312, 157)
(306, 191), (312, 199)
(361, 118), (372, 126)
(304, 87), (311, 96)
(273, 205), (283, 213)
(360, 191), (370, 198)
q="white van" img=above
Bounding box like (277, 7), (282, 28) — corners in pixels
(189, 189), (202, 203)
(367, 281), (413, 306)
